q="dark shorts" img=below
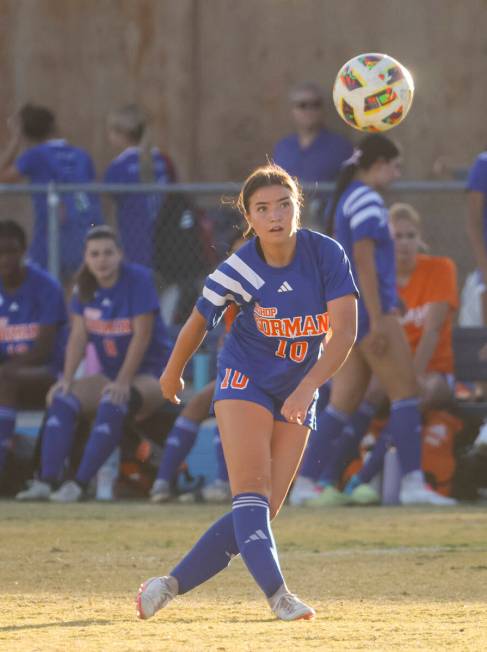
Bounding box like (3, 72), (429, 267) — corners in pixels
(213, 366), (318, 430)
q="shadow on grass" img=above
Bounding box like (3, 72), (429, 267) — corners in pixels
(0, 619), (113, 632)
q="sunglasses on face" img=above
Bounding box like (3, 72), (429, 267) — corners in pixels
(293, 99), (323, 110)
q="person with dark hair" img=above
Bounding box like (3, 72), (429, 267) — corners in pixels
(273, 82), (353, 184)
(104, 104), (177, 266)
(291, 134), (455, 507)
(0, 220), (66, 480)
(16, 226), (172, 502)
(136, 163), (358, 621)
(0, 103), (103, 280)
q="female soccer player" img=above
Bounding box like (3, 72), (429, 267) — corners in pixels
(0, 220), (66, 479)
(295, 134), (455, 507)
(137, 164), (358, 621)
(104, 104), (177, 266)
(17, 225), (172, 501)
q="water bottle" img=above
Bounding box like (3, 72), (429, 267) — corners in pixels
(382, 446), (401, 505)
(96, 447), (120, 501)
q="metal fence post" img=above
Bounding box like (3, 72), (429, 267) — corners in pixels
(47, 182), (61, 280)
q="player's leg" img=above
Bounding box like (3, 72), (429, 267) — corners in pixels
(16, 373), (108, 500)
(151, 380), (216, 502)
(359, 314), (456, 505)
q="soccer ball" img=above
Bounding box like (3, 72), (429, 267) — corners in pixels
(332, 53), (414, 132)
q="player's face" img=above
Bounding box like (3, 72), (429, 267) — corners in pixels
(392, 217), (420, 266)
(0, 237), (24, 279)
(374, 156), (402, 189)
(291, 93), (324, 130)
(84, 238), (122, 285)
(245, 185), (298, 244)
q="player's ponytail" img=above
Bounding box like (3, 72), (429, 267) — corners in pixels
(107, 104), (154, 182)
(326, 133), (400, 236)
(75, 225), (121, 302)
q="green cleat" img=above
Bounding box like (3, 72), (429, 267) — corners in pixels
(305, 485), (351, 507)
(350, 483), (380, 505)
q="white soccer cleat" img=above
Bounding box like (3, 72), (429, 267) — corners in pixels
(268, 584), (315, 621)
(16, 479), (51, 501)
(136, 575), (178, 620)
(150, 479), (171, 503)
(473, 420), (487, 449)
(49, 480), (83, 503)
(202, 479), (231, 503)
(399, 472), (457, 506)
(288, 476), (321, 506)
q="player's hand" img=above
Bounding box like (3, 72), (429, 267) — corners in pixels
(159, 369), (184, 404)
(367, 316), (388, 357)
(281, 380), (316, 426)
(104, 381), (131, 405)
(46, 378), (72, 406)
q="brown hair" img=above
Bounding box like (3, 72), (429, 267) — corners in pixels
(107, 104), (155, 182)
(389, 202), (428, 252)
(75, 225), (121, 302)
(236, 163), (303, 237)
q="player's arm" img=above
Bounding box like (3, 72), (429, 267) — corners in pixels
(0, 117), (24, 183)
(160, 308), (208, 404)
(466, 191), (487, 275)
(46, 314), (87, 403)
(281, 294), (357, 424)
(413, 301), (450, 376)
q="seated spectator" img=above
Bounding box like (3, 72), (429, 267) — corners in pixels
(273, 81), (354, 184)
(105, 104), (177, 267)
(0, 220), (66, 483)
(16, 226), (173, 502)
(466, 149), (487, 324)
(0, 104), (103, 282)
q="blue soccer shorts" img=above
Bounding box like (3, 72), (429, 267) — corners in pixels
(213, 366), (318, 429)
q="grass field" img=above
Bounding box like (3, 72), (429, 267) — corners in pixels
(1, 501), (487, 651)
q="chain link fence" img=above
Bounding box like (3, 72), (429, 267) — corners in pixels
(0, 180), (470, 329)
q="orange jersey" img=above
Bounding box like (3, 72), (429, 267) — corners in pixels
(398, 254), (458, 374)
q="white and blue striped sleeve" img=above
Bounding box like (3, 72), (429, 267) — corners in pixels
(344, 188), (386, 243)
(195, 252), (264, 330)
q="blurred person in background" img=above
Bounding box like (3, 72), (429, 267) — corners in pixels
(16, 225), (172, 502)
(104, 104), (177, 267)
(0, 104), (103, 283)
(0, 220), (66, 485)
(291, 134), (456, 508)
(466, 150), (487, 326)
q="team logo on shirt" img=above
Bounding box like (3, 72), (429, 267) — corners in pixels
(253, 303), (329, 338)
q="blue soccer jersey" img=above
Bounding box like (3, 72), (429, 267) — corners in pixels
(0, 263), (67, 372)
(334, 180), (397, 337)
(104, 147), (176, 266)
(70, 263), (172, 380)
(467, 152), (487, 248)
(196, 229), (358, 400)
(16, 139), (103, 273)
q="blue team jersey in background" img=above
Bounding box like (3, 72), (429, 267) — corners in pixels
(196, 229), (358, 400)
(16, 139), (103, 274)
(70, 263), (172, 380)
(104, 147), (176, 266)
(334, 180), (397, 338)
(467, 152), (487, 249)
(0, 263), (67, 373)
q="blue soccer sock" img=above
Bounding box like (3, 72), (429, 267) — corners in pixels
(0, 407), (16, 473)
(213, 426), (229, 482)
(75, 396), (127, 486)
(356, 432), (390, 484)
(156, 416), (199, 483)
(41, 393), (81, 483)
(171, 511), (239, 594)
(299, 405), (349, 482)
(388, 398), (422, 475)
(232, 493), (284, 598)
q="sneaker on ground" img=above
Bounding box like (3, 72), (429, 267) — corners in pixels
(305, 485), (351, 507)
(202, 479), (231, 503)
(399, 472), (457, 506)
(16, 479), (51, 501)
(150, 479), (171, 504)
(288, 476), (321, 506)
(473, 420), (487, 449)
(137, 575), (178, 620)
(50, 480), (83, 503)
(268, 584), (315, 621)
(349, 483), (380, 506)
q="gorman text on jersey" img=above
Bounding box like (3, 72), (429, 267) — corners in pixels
(253, 304), (329, 339)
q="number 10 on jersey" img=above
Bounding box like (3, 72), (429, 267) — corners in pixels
(275, 339), (308, 363)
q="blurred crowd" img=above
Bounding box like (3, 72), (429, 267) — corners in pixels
(1, 81), (486, 506)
